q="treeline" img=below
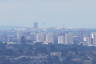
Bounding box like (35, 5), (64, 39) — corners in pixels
(0, 43), (96, 64)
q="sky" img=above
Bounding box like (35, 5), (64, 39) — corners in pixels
(0, 0), (96, 28)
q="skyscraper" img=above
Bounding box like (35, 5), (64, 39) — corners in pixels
(58, 35), (65, 44)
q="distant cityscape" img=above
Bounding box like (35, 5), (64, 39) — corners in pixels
(0, 22), (96, 64)
(0, 22), (96, 46)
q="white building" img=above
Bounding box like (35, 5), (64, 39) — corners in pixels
(45, 32), (55, 44)
(83, 36), (91, 45)
(90, 33), (96, 45)
(36, 32), (46, 43)
(58, 35), (65, 44)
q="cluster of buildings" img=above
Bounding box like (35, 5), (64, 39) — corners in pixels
(0, 22), (96, 46)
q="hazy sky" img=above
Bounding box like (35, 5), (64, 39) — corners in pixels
(0, 0), (96, 28)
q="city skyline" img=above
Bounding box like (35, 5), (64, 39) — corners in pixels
(0, 0), (96, 28)
(0, 0), (96, 64)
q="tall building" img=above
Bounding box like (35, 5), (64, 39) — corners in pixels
(83, 35), (91, 45)
(35, 32), (46, 43)
(91, 32), (96, 45)
(30, 32), (37, 42)
(45, 32), (55, 44)
(64, 32), (73, 45)
(58, 35), (65, 44)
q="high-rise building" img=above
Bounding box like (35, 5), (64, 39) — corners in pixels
(91, 32), (96, 45)
(30, 32), (37, 42)
(58, 35), (65, 44)
(35, 32), (46, 43)
(83, 36), (91, 45)
(64, 32), (73, 45)
(45, 32), (55, 44)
